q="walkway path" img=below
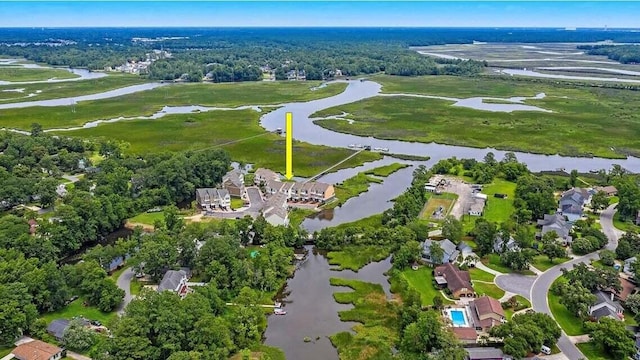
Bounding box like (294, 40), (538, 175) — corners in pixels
(305, 148), (367, 182)
(529, 204), (620, 360)
(473, 261), (503, 276)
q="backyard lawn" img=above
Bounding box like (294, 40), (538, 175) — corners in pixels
(613, 212), (640, 233)
(548, 278), (586, 336)
(128, 211), (165, 227)
(472, 281), (505, 299)
(503, 295), (532, 320)
(401, 267), (452, 306)
(40, 298), (118, 326)
(480, 179), (516, 223)
(576, 342), (610, 360)
(531, 255), (570, 272)
(469, 267), (496, 282)
(481, 254), (510, 274)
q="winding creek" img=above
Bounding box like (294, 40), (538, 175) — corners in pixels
(5, 73), (640, 359)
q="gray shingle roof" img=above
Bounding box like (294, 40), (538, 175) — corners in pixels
(465, 347), (506, 359)
(423, 239), (459, 264)
(47, 319), (69, 340)
(158, 270), (187, 292)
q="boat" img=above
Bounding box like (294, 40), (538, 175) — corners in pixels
(348, 144), (356, 148)
(274, 308), (286, 315)
(380, 148), (389, 152)
(274, 302), (282, 308)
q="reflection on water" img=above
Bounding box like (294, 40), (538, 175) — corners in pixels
(265, 246), (391, 360)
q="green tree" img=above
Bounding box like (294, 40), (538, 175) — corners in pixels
(599, 250), (616, 266)
(553, 280), (596, 319)
(394, 241), (422, 270)
(591, 190), (610, 212)
(442, 216), (462, 243)
(586, 317), (636, 360)
(473, 218), (498, 256)
(63, 319), (96, 351)
(500, 249), (534, 271)
(429, 242), (445, 265)
(542, 242), (567, 262)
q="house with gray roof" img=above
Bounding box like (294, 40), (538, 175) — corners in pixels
(254, 168), (280, 185)
(262, 193), (289, 226)
(537, 213), (573, 245)
(195, 188), (230, 210)
(465, 347), (511, 360)
(158, 270), (190, 298)
(422, 239), (459, 265)
(47, 318), (90, 341)
(559, 187), (590, 222)
(493, 235), (518, 254)
(222, 169), (245, 197)
(589, 290), (624, 321)
(625, 257), (637, 276)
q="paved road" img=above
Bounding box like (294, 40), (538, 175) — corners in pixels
(530, 204), (620, 360)
(495, 273), (536, 298)
(116, 267), (134, 314)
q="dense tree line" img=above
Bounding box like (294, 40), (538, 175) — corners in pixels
(578, 45), (640, 64)
(490, 312), (561, 359)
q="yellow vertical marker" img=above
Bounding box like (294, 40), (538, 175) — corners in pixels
(285, 112), (293, 179)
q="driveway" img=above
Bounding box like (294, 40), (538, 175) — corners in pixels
(116, 267), (134, 314)
(437, 176), (474, 219)
(529, 204), (620, 360)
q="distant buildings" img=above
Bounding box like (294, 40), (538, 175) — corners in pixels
(105, 49), (172, 74)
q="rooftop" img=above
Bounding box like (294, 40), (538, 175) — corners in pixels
(12, 340), (62, 360)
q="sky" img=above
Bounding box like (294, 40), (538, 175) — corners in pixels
(0, 1), (638, 28)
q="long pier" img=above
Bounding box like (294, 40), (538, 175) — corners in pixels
(304, 148), (367, 183)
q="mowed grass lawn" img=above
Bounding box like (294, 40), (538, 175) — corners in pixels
(548, 278), (586, 336)
(401, 267), (453, 306)
(0, 81), (347, 130)
(312, 75), (640, 158)
(481, 253), (511, 274)
(469, 267), (496, 282)
(58, 109), (381, 177)
(40, 298), (118, 326)
(481, 179), (516, 223)
(531, 254), (570, 272)
(420, 192), (457, 220)
(576, 342), (610, 360)
(0, 66), (79, 82)
(0, 74), (146, 103)
(472, 281), (505, 299)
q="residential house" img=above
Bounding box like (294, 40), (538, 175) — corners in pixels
(559, 187), (591, 222)
(158, 270), (190, 298)
(195, 188), (231, 210)
(625, 257), (637, 276)
(263, 193), (289, 226)
(470, 296), (506, 331)
(56, 184), (68, 197)
(28, 219), (38, 235)
(265, 180), (295, 198)
(493, 235), (518, 254)
(434, 263), (475, 298)
(254, 168), (280, 185)
(458, 242), (473, 259)
(309, 182), (335, 203)
(12, 340), (63, 360)
(465, 347), (511, 360)
(47, 318), (89, 341)
(537, 213), (573, 245)
(222, 169), (245, 198)
(468, 198), (486, 216)
(594, 185), (618, 197)
(589, 290), (624, 321)
(422, 239), (459, 265)
(452, 327), (478, 344)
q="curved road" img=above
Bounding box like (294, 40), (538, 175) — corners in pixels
(116, 267), (135, 314)
(529, 204), (621, 360)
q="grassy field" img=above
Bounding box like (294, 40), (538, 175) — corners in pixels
(576, 342), (611, 360)
(332, 214), (384, 230)
(0, 74), (145, 103)
(0, 347), (11, 358)
(481, 254), (511, 274)
(531, 254), (570, 272)
(230, 198), (245, 210)
(469, 267), (496, 282)
(229, 345), (286, 360)
(462, 178), (515, 232)
(128, 211), (165, 227)
(288, 208), (316, 228)
(326, 245), (390, 271)
(472, 281), (505, 299)
(0, 66), (79, 82)
(503, 295), (532, 320)
(329, 278), (399, 360)
(363, 162), (409, 177)
(613, 212), (640, 233)
(312, 75), (640, 158)
(58, 109), (381, 177)
(420, 192), (457, 220)
(0, 81), (347, 130)
(400, 267), (453, 306)
(548, 278), (586, 336)
(40, 298), (118, 326)
(328, 172), (384, 209)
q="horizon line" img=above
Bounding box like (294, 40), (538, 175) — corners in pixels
(1, 26), (638, 30)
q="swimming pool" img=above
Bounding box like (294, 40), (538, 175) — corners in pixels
(446, 308), (469, 327)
